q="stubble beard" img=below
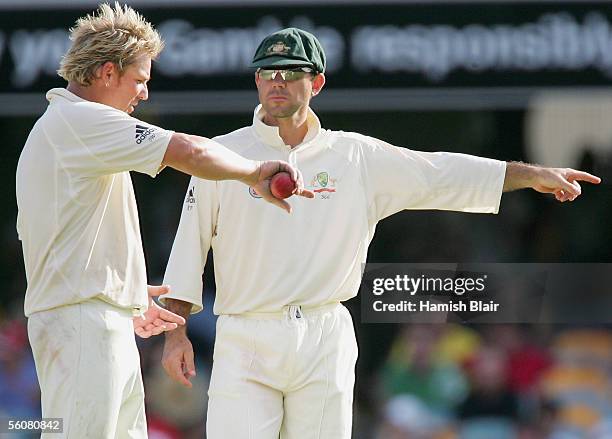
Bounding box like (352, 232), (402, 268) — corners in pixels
(264, 103), (301, 119)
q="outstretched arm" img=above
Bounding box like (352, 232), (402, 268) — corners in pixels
(503, 162), (601, 202)
(163, 133), (313, 213)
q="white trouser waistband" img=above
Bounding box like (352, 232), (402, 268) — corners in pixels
(227, 302), (341, 321)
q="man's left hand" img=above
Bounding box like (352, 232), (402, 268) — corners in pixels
(531, 167), (601, 202)
(504, 162), (601, 201)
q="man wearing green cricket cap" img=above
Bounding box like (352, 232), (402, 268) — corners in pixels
(160, 28), (600, 438)
(251, 27), (326, 73)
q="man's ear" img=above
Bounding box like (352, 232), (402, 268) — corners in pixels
(312, 73), (326, 97)
(98, 61), (117, 83)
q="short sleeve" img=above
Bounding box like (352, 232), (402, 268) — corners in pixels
(160, 176), (219, 314)
(358, 135), (507, 222)
(47, 101), (173, 178)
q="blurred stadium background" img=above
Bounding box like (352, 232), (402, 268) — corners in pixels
(1, 0), (612, 438)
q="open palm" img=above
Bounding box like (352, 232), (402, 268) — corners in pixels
(133, 285), (186, 338)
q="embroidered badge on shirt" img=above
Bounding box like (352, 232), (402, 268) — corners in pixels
(249, 187), (262, 199)
(310, 171), (337, 199)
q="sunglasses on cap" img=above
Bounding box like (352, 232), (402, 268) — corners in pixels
(257, 67), (315, 81)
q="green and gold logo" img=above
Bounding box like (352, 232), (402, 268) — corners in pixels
(310, 171), (337, 199)
(266, 41), (291, 55)
(316, 172), (329, 187)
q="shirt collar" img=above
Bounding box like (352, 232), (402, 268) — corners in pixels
(46, 88), (87, 104)
(252, 104), (321, 150)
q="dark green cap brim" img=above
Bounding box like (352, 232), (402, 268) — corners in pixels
(251, 56), (315, 70)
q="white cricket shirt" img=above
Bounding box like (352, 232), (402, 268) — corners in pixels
(17, 88), (173, 316)
(161, 105), (506, 315)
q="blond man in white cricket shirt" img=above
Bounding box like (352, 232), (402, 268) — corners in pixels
(160, 28), (600, 438)
(16, 5), (312, 438)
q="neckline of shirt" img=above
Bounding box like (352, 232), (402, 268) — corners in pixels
(46, 87), (88, 104)
(252, 104), (321, 152)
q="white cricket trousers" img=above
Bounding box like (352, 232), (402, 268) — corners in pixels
(27, 298), (147, 439)
(207, 302), (359, 439)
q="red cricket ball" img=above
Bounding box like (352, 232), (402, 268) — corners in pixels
(270, 172), (296, 199)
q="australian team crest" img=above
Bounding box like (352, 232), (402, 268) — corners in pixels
(310, 171), (337, 199)
(317, 172), (329, 187)
(266, 41), (291, 55)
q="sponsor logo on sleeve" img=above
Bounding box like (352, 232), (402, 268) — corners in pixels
(185, 185), (196, 210)
(135, 124), (157, 144)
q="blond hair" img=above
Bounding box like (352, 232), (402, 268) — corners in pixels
(58, 2), (164, 86)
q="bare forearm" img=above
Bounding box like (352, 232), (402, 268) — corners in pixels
(503, 161), (539, 192)
(163, 133), (260, 185)
(164, 298), (193, 336)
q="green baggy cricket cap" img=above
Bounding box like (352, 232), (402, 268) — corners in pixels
(251, 27), (326, 73)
